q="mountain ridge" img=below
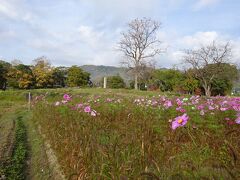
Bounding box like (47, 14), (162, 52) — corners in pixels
(80, 65), (131, 83)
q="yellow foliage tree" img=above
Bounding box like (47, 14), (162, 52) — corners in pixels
(32, 56), (54, 88)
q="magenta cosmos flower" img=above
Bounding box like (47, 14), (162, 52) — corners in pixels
(76, 103), (83, 108)
(84, 106), (91, 113)
(164, 100), (173, 108)
(172, 113), (189, 130)
(63, 94), (71, 101)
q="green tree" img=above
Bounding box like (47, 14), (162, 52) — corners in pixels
(52, 67), (67, 87)
(151, 69), (185, 92)
(183, 77), (199, 94)
(182, 70), (200, 94)
(211, 79), (231, 96)
(107, 75), (125, 89)
(210, 63), (238, 95)
(67, 66), (90, 87)
(0, 60), (11, 90)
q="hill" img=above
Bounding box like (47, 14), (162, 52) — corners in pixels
(80, 65), (131, 83)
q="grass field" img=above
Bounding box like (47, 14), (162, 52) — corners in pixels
(0, 88), (240, 179)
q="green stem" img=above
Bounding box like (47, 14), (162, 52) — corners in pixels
(187, 127), (197, 147)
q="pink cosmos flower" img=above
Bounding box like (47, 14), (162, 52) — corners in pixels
(171, 113), (189, 130)
(233, 105), (240, 111)
(220, 107), (228, 111)
(180, 109), (186, 113)
(236, 118), (240, 124)
(63, 94), (71, 101)
(76, 103), (83, 108)
(84, 106), (91, 113)
(236, 114), (240, 124)
(152, 100), (158, 106)
(176, 99), (183, 106)
(61, 100), (68, 104)
(106, 98), (113, 102)
(164, 100), (173, 108)
(176, 107), (182, 111)
(91, 110), (97, 116)
(208, 106), (215, 110)
(197, 105), (204, 110)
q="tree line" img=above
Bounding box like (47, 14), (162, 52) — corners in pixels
(118, 18), (239, 96)
(133, 65), (238, 96)
(0, 57), (128, 90)
(0, 56), (91, 90)
(0, 55), (238, 96)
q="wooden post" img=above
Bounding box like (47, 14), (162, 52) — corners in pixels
(28, 92), (31, 111)
(103, 77), (107, 89)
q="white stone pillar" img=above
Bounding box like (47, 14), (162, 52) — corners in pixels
(103, 77), (107, 88)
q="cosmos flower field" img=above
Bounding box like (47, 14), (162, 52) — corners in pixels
(32, 90), (240, 179)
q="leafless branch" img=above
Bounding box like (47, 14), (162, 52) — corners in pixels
(182, 41), (232, 96)
(118, 18), (163, 89)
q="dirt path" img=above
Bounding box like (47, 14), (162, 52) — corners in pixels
(0, 110), (16, 179)
(0, 119), (15, 162)
(0, 106), (64, 180)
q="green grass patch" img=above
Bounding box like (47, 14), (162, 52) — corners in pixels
(25, 111), (55, 180)
(3, 115), (28, 180)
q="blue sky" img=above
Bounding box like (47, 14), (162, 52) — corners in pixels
(0, 0), (240, 68)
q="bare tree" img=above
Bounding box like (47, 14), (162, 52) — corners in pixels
(118, 18), (162, 90)
(11, 59), (23, 66)
(183, 41), (232, 96)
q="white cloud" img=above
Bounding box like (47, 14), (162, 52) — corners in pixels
(231, 38), (240, 64)
(162, 31), (240, 67)
(0, 29), (16, 39)
(193, 0), (220, 10)
(0, 0), (18, 19)
(27, 24), (121, 66)
(0, 0), (35, 23)
(80, 0), (160, 24)
(177, 31), (219, 48)
(34, 29), (240, 68)
(77, 25), (105, 49)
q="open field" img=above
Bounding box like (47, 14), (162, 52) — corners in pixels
(0, 88), (240, 179)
